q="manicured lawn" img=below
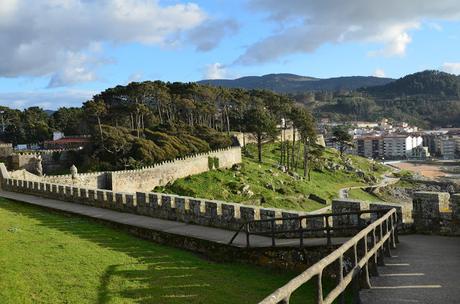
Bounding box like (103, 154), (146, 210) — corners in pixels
(0, 198), (318, 304)
(156, 143), (388, 212)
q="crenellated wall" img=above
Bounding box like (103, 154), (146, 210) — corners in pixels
(110, 146), (242, 192)
(40, 146), (242, 192)
(1, 176), (308, 232)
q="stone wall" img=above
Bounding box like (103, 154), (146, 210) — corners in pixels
(1, 176), (309, 233)
(7, 150), (75, 174)
(412, 191), (452, 233)
(38, 146), (242, 192)
(43, 172), (109, 189)
(110, 147), (242, 192)
(332, 199), (405, 225)
(0, 143), (13, 158)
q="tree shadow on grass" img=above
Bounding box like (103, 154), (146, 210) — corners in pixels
(0, 200), (221, 304)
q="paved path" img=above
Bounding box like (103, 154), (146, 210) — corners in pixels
(361, 234), (460, 304)
(339, 175), (400, 199)
(0, 191), (345, 248)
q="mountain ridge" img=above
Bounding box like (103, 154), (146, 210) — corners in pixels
(198, 73), (395, 93)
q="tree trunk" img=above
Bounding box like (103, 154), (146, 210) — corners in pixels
(291, 128), (296, 170)
(257, 134), (262, 163)
(97, 116), (103, 142)
(303, 142), (308, 178)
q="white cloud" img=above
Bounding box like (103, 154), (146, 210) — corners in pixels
(442, 62), (460, 74)
(0, 0), (209, 86)
(187, 19), (239, 51)
(237, 0), (460, 64)
(204, 63), (228, 79)
(0, 89), (96, 110)
(373, 68), (386, 78)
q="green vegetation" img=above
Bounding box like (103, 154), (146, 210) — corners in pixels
(347, 188), (383, 202)
(85, 125), (230, 171)
(0, 198), (323, 304)
(156, 143), (388, 211)
(315, 70), (460, 128)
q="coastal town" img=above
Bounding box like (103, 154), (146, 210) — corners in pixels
(1, 1), (460, 304)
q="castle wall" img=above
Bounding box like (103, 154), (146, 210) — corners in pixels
(1, 176), (308, 232)
(110, 147), (242, 192)
(39, 146), (242, 192)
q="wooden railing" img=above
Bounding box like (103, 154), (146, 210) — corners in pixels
(258, 208), (398, 304)
(229, 209), (395, 248)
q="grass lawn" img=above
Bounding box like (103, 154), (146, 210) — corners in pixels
(0, 198), (321, 304)
(156, 142), (388, 212)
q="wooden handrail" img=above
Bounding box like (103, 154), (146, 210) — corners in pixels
(259, 208), (397, 304)
(228, 209), (391, 247)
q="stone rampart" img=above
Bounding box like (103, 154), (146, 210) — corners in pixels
(39, 146), (242, 192)
(2, 176), (310, 232)
(110, 146), (242, 192)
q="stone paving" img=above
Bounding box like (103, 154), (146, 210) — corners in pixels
(361, 234), (460, 304)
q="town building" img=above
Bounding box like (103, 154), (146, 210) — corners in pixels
(43, 132), (91, 150)
(436, 136), (457, 159)
(355, 136), (383, 158)
(383, 134), (423, 159)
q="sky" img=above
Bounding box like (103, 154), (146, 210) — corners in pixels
(1, 0), (460, 109)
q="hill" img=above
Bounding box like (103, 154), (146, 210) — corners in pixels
(155, 142), (389, 212)
(314, 70), (460, 127)
(363, 70), (460, 97)
(199, 73), (395, 93)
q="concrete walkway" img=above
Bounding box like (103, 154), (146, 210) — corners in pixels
(361, 234), (460, 304)
(0, 191), (344, 249)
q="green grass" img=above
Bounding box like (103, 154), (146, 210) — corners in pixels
(347, 188), (383, 202)
(0, 198), (323, 304)
(155, 142), (389, 212)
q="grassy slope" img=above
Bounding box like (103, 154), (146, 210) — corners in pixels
(0, 198), (321, 304)
(347, 170), (414, 203)
(156, 143), (388, 212)
(347, 188), (384, 202)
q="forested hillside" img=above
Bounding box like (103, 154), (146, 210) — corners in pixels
(363, 70), (460, 97)
(311, 70), (460, 127)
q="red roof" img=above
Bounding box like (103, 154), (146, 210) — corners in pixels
(44, 137), (91, 144)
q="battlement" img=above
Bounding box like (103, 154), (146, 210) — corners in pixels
(37, 146), (242, 192)
(1, 176), (307, 232)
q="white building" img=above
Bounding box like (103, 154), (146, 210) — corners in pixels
(383, 135), (423, 159)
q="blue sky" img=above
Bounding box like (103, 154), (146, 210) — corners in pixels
(1, 0), (460, 109)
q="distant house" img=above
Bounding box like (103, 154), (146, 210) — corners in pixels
(44, 132), (90, 150)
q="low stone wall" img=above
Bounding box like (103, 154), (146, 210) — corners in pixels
(332, 199), (405, 225)
(43, 172), (109, 189)
(2, 177), (310, 233)
(412, 191), (453, 233)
